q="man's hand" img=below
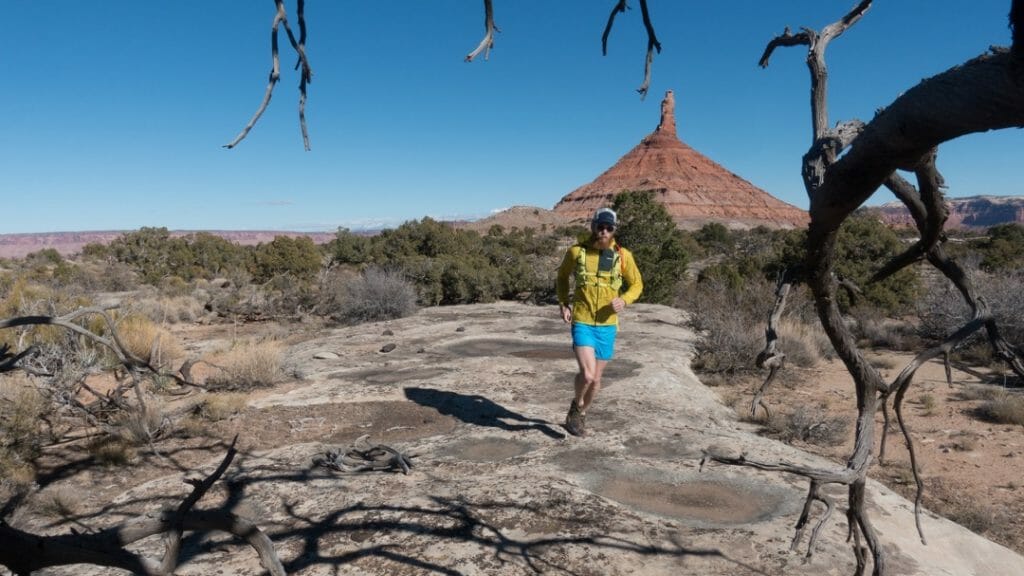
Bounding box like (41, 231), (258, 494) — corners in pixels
(560, 304), (572, 323)
(612, 297), (626, 313)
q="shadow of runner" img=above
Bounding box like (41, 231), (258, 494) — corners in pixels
(404, 387), (566, 440)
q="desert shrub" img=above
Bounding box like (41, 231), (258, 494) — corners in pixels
(918, 269), (1024, 360)
(206, 339), (283, 390)
(330, 266), (418, 324)
(956, 384), (1005, 402)
(132, 293), (205, 324)
(975, 223), (1024, 273)
(693, 222), (734, 254)
(776, 317), (833, 368)
(87, 436), (135, 466)
(975, 392), (1024, 426)
(252, 235), (323, 284)
(326, 228), (374, 265)
(158, 275), (191, 297)
(919, 393), (938, 416)
(34, 486), (81, 519)
(114, 314), (184, 368)
(765, 405), (849, 446)
(194, 393), (248, 421)
(833, 215), (921, 316)
(613, 190), (691, 304)
(848, 305), (917, 350)
(685, 277), (773, 373)
(0, 376), (48, 486)
(115, 402), (169, 446)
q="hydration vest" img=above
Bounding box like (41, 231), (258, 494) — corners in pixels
(575, 245), (624, 292)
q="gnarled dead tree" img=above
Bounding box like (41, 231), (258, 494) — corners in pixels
(707, 1), (1024, 575)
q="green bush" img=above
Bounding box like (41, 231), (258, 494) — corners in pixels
(252, 236), (323, 283)
(976, 224), (1024, 273)
(612, 190), (691, 304)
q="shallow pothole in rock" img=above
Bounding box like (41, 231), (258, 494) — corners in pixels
(622, 436), (703, 460)
(596, 473), (792, 528)
(509, 347), (573, 360)
(445, 436), (536, 462)
(600, 359), (641, 381)
(329, 366), (452, 384)
(447, 338), (566, 359)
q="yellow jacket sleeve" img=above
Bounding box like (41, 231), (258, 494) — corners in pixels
(556, 246), (578, 306)
(619, 247), (643, 305)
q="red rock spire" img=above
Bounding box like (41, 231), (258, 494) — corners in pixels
(655, 90), (676, 136)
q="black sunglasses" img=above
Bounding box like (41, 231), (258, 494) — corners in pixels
(595, 224), (615, 232)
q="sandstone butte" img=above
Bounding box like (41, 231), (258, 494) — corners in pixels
(553, 90), (809, 230)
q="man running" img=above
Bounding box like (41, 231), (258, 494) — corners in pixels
(556, 207), (643, 436)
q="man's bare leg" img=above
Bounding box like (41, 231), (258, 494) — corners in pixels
(580, 359), (607, 413)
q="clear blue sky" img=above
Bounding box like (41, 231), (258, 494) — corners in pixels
(2, 1), (1020, 234)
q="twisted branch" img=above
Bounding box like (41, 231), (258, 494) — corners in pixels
(465, 0), (497, 62)
(225, 0), (313, 150)
(601, 0), (661, 98)
(751, 270), (794, 419)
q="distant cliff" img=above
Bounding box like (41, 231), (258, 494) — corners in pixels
(0, 230), (338, 259)
(868, 195), (1024, 229)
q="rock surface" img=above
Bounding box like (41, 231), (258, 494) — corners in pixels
(33, 303), (1024, 575)
(553, 91), (809, 230)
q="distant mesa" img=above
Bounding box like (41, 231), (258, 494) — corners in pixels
(553, 90), (809, 230)
(867, 195), (1024, 229)
(0, 230), (338, 259)
(452, 206), (569, 234)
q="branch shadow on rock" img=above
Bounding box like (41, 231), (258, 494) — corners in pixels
(275, 495), (769, 575)
(404, 387), (565, 440)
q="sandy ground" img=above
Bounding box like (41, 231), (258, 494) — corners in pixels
(718, 349), (1024, 555)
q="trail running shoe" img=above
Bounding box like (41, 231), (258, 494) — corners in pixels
(565, 401), (585, 436)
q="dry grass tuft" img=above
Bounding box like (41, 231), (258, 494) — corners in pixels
(133, 294), (206, 324)
(194, 393), (248, 421)
(777, 317), (833, 368)
(975, 392), (1024, 426)
(115, 402), (169, 446)
(206, 339), (284, 390)
(115, 314), (184, 367)
(918, 393), (938, 416)
(88, 436), (136, 466)
(765, 405), (849, 446)
(34, 486), (81, 519)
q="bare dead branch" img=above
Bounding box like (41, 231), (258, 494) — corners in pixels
(225, 0), (313, 150)
(601, 0), (629, 56)
(635, 0), (662, 99)
(789, 481), (835, 558)
(465, 0), (497, 62)
(751, 271), (793, 418)
(599, 0), (661, 98)
(758, 27), (813, 68)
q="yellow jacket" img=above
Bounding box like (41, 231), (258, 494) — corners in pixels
(556, 241), (643, 326)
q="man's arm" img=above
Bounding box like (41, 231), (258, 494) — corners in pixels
(556, 247), (576, 322)
(619, 249), (643, 305)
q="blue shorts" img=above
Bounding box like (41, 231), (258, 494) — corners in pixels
(571, 323), (618, 361)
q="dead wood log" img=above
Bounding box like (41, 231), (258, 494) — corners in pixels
(314, 434), (416, 475)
